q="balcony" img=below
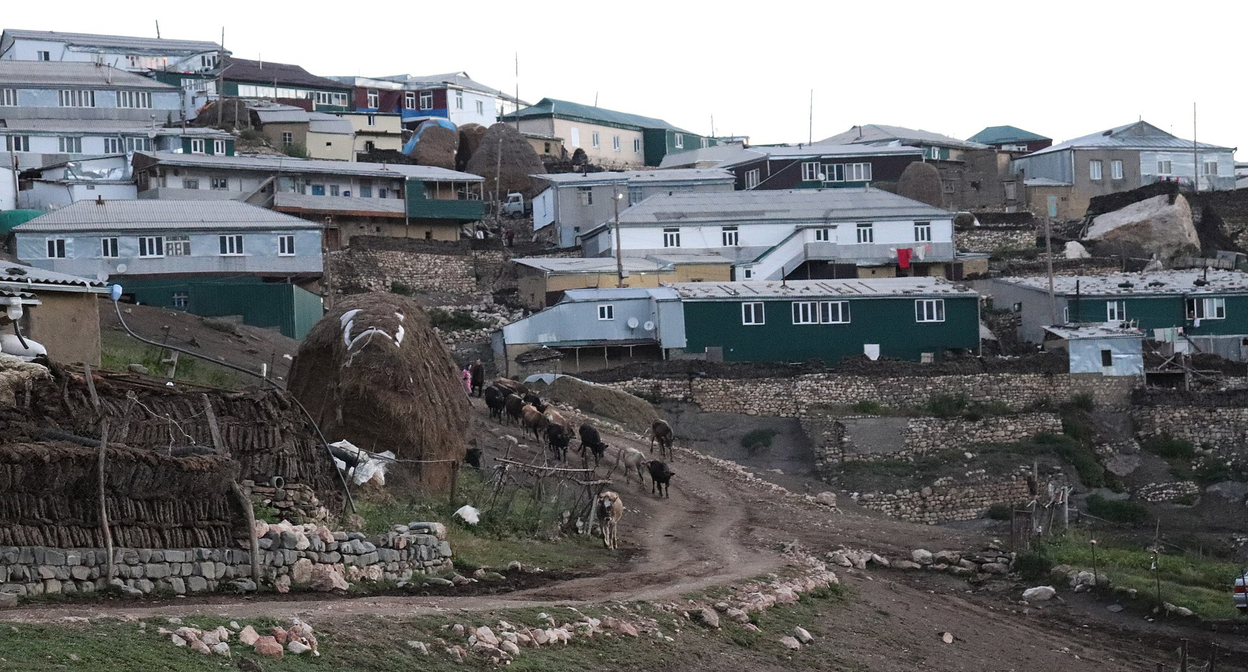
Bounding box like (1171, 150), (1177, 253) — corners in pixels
(406, 194), (485, 221)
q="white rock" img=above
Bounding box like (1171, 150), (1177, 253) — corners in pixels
(911, 549), (933, 565)
(794, 626), (813, 644)
(288, 640), (312, 655)
(1022, 586), (1056, 601)
(779, 635), (802, 650)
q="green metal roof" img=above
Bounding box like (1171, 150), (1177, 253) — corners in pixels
(0, 210), (44, 236)
(967, 125), (1050, 145)
(505, 98), (691, 133)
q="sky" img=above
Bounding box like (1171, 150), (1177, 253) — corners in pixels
(7, 0), (1248, 156)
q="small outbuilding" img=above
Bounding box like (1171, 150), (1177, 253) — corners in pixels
(1042, 324), (1143, 377)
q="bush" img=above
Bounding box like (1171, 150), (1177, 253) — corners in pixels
(390, 281), (415, 296)
(239, 128), (265, 143)
(1014, 549), (1053, 581)
(282, 142), (308, 159)
(202, 318), (239, 335)
(1193, 460), (1248, 486)
(927, 393), (968, 418)
(741, 428), (778, 454)
(1143, 435), (1195, 460)
(1085, 494), (1148, 525)
(1033, 432), (1106, 488)
(985, 502), (1015, 520)
(428, 308), (487, 332)
(851, 400), (882, 414)
(1068, 392), (1095, 412)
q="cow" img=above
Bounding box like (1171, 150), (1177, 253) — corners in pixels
(464, 446), (483, 471)
(521, 404), (546, 441)
(483, 386), (506, 422)
(546, 423), (571, 463)
(577, 424), (608, 467)
(648, 460), (674, 498)
(596, 491), (623, 550)
(523, 392), (546, 413)
(649, 419), (674, 461)
(617, 447), (647, 486)
(504, 393), (525, 426)
(493, 378), (528, 397)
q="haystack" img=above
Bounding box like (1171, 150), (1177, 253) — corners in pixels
(456, 123), (487, 171)
(287, 294), (469, 492)
(465, 123), (545, 198)
(897, 162), (944, 208)
(410, 123), (458, 170)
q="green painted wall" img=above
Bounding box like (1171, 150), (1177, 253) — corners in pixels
(406, 182), (485, 221)
(642, 129), (717, 167)
(180, 137), (235, 156)
(681, 296), (980, 363)
(125, 278), (323, 339)
(1067, 294), (1248, 336)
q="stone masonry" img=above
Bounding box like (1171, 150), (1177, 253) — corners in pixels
(1132, 406), (1248, 458)
(954, 227), (1036, 253)
(855, 474), (1036, 524)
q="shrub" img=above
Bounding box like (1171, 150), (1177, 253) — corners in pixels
(428, 308), (486, 332)
(238, 128), (265, 143)
(1193, 460), (1248, 486)
(1014, 549), (1053, 581)
(985, 502), (1015, 520)
(390, 281), (415, 296)
(1085, 494), (1148, 525)
(1033, 432), (1106, 488)
(927, 393), (968, 418)
(282, 143), (309, 159)
(202, 318), (239, 335)
(1143, 435), (1195, 460)
(741, 428), (778, 454)
(851, 400), (882, 414)
(1068, 392), (1095, 412)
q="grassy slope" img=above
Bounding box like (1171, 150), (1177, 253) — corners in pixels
(100, 331), (241, 389)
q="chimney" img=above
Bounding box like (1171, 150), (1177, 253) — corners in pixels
(96, 195), (104, 205)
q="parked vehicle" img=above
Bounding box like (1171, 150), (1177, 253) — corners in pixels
(1236, 571), (1248, 615)
(501, 192), (531, 218)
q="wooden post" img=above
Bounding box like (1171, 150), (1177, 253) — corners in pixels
(1209, 642), (1217, 672)
(97, 418), (115, 582)
(83, 362), (100, 411)
(449, 461), (459, 508)
(201, 394), (225, 453)
(231, 481), (261, 584)
(1180, 639), (1189, 672)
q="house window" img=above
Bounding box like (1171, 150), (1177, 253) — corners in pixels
(456, 91), (464, 109)
(182, 178), (199, 189)
(172, 292), (189, 309)
(211, 177), (228, 190)
(116, 90), (151, 108)
(745, 169), (760, 189)
(0, 88), (16, 106)
(1157, 160), (1172, 175)
(365, 114), (377, 127)
(914, 222), (932, 242)
(419, 91), (433, 110)
(1203, 161), (1219, 176)
(59, 90), (95, 107)
(103, 137), (124, 154)
(662, 228), (681, 248)
(592, 132), (600, 148)
(1111, 160), (1124, 180)
(722, 226), (739, 247)
(597, 304), (614, 321)
(1101, 349), (1113, 367)
(674, 133), (684, 149)
(701, 137), (709, 148)
(165, 235), (191, 256)
(823, 163), (845, 182)
(814, 228), (830, 242)
(633, 138), (641, 154)
(330, 185), (340, 196)
(577, 187), (593, 206)
(801, 161), (821, 181)
(46, 239), (67, 258)
(366, 90), (378, 108)
(915, 299), (945, 323)
(820, 301), (850, 324)
(281, 132), (293, 146)
(379, 188), (388, 198)
(190, 139), (206, 154)
(37, 50), (49, 61)
(1106, 300), (1126, 321)
(278, 234), (296, 256)
(742, 268), (753, 280)
(404, 92), (416, 109)
(219, 234), (244, 256)
(127, 137), (151, 152)
(792, 301), (820, 325)
(856, 223), (874, 243)
(1089, 160), (1103, 180)
(928, 146), (940, 160)
(311, 184), (326, 196)
(628, 186), (643, 205)
(1187, 297), (1226, 320)
(101, 237), (118, 258)
(58, 136), (82, 153)
(475, 100), (483, 115)
(613, 135), (621, 151)
(5, 136), (29, 152)
(364, 140), (375, 152)
(847, 162), (872, 181)
(570, 127), (580, 147)
(213, 139), (226, 155)
(138, 236), (164, 258)
(359, 182), (373, 197)
(741, 302), (765, 325)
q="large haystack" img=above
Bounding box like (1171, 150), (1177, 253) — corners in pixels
(897, 161), (944, 208)
(465, 123), (545, 198)
(287, 294), (469, 492)
(410, 123), (458, 170)
(456, 123), (487, 171)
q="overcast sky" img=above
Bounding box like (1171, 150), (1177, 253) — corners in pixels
(8, 1), (1247, 156)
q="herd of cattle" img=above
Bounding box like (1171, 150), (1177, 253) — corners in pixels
(476, 378), (676, 547)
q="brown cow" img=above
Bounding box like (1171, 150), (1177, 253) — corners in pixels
(649, 419), (674, 461)
(521, 404), (546, 441)
(596, 491), (623, 550)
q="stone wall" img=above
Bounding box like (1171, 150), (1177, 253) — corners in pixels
(856, 474), (1036, 524)
(955, 227), (1036, 253)
(1135, 481), (1201, 503)
(609, 373), (1136, 418)
(0, 521), (452, 599)
(325, 236), (514, 296)
(1132, 406), (1248, 459)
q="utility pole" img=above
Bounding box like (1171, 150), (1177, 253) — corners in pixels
(514, 52), (520, 132)
(155, 20), (161, 39)
(614, 188), (624, 288)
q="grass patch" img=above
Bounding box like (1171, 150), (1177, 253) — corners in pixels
(427, 308), (487, 332)
(390, 281), (415, 296)
(100, 331), (239, 389)
(1085, 494), (1148, 525)
(985, 502), (1016, 520)
(851, 400), (883, 414)
(1143, 435), (1196, 460)
(1194, 459), (1248, 486)
(1014, 548), (1053, 581)
(201, 317), (240, 335)
(740, 428), (778, 454)
(927, 392), (968, 418)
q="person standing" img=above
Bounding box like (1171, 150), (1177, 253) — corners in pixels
(470, 359), (486, 397)
(461, 365), (472, 396)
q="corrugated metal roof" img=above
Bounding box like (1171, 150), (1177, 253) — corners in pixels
(273, 192), (405, 216)
(512, 257), (668, 273)
(135, 151), (484, 181)
(507, 98), (690, 133)
(1, 29), (220, 54)
(967, 125), (1050, 145)
(715, 143), (924, 169)
(658, 143), (752, 168)
(561, 287), (680, 302)
(818, 124), (987, 150)
(307, 112), (353, 135)
(615, 188), (951, 226)
(377, 71), (525, 105)
(994, 270), (1248, 296)
(0, 61), (177, 88)
(1027, 121), (1233, 156)
(1043, 324), (1143, 340)
(222, 56), (349, 91)
(15, 200), (319, 232)
(669, 277), (975, 300)
(0, 260), (107, 288)
(249, 104), (308, 124)
(0, 119), (229, 137)
(535, 168), (734, 186)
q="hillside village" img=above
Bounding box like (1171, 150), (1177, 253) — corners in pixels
(3, 22), (1248, 672)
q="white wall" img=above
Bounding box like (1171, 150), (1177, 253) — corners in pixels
(0, 167), (15, 209)
(533, 187), (554, 230)
(446, 89), (499, 127)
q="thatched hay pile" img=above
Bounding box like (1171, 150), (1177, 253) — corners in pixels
(287, 294), (470, 492)
(191, 98), (251, 130)
(456, 123), (487, 171)
(0, 441), (241, 548)
(897, 162), (944, 208)
(410, 124), (458, 170)
(465, 123), (545, 198)
(0, 354), (49, 405)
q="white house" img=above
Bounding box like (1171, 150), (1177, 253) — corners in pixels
(581, 188), (957, 281)
(0, 29), (222, 74)
(17, 154), (137, 209)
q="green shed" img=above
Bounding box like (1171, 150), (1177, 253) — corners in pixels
(122, 277), (323, 340)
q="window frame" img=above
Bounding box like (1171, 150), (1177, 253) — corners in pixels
(0, 88), (17, 106)
(366, 90), (379, 108)
(814, 228), (830, 242)
(218, 234), (244, 256)
(915, 299), (946, 323)
(662, 227), (681, 248)
(674, 133), (684, 149)
(1203, 160), (1219, 176)
(212, 139), (226, 155)
(792, 301), (819, 325)
(278, 234), (296, 256)
(721, 226), (739, 247)
(281, 132), (293, 146)
(596, 304), (615, 321)
(475, 100), (483, 115)
(914, 221), (932, 242)
(190, 138), (206, 154)
(1111, 159), (1124, 180)
(1187, 297), (1226, 320)
(172, 291), (189, 309)
(58, 89), (95, 108)
(820, 300), (850, 324)
(100, 237), (118, 258)
(741, 302), (765, 326)
(6, 135), (30, 152)
(592, 132), (600, 149)
(1100, 349), (1113, 367)
(46, 238), (67, 259)
(847, 162), (872, 181)
(103, 137), (124, 154)
(455, 91), (463, 109)
(116, 90), (151, 108)
(633, 138), (641, 154)
(165, 235), (191, 257)
(801, 161), (821, 181)
(744, 168), (760, 189)
(210, 177), (229, 191)
(856, 222), (874, 244)
(627, 186), (643, 205)
(613, 135), (621, 152)
(1089, 159), (1103, 181)
(137, 235), (164, 258)
(419, 91), (433, 110)
(1157, 160), (1173, 175)
(57, 136), (82, 153)
(577, 186), (593, 206)
(1106, 300), (1126, 322)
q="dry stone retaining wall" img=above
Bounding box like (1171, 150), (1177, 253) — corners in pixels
(1132, 407), (1248, 457)
(856, 475), (1035, 524)
(955, 228), (1035, 253)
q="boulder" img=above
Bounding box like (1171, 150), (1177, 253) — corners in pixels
(911, 549), (934, 565)
(1085, 194), (1199, 261)
(725, 608), (750, 624)
(793, 626), (813, 644)
(980, 562), (1009, 575)
(274, 575), (291, 594)
(1022, 586), (1056, 601)
(290, 559), (313, 585)
(894, 560), (922, 570)
(253, 636), (284, 658)
(475, 626), (500, 647)
(779, 635), (802, 650)
(1064, 241), (1091, 259)
(239, 625), (260, 646)
(933, 550), (961, 565)
(696, 607), (720, 629)
(308, 565), (349, 592)
(827, 550), (852, 567)
(816, 492), (838, 507)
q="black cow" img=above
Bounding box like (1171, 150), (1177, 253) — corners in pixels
(648, 460), (674, 498)
(546, 423), (571, 462)
(523, 392), (546, 413)
(464, 446), (483, 471)
(504, 393), (525, 426)
(483, 386), (506, 422)
(578, 424), (608, 467)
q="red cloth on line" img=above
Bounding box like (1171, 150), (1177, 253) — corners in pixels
(897, 248), (913, 269)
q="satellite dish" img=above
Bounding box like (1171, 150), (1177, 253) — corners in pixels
(115, 263), (128, 274)
(643, 321), (655, 331)
(626, 317), (640, 329)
